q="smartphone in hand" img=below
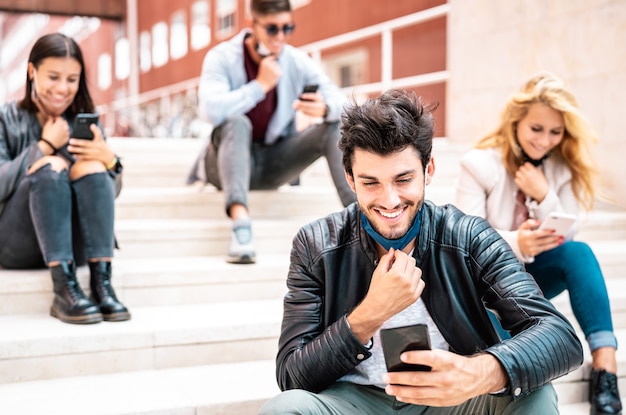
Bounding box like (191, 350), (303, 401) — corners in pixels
(380, 323), (432, 372)
(73, 113), (99, 140)
(538, 211), (576, 236)
(300, 84), (319, 101)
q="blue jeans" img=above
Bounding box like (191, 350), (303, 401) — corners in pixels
(205, 114), (357, 215)
(0, 165), (115, 269)
(492, 241), (617, 352)
(258, 381), (559, 415)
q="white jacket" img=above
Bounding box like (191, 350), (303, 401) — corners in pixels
(455, 147), (579, 261)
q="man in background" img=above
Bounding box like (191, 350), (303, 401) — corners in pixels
(187, 0), (355, 264)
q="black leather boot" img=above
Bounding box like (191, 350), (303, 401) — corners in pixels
(50, 261), (103, 324)
(590, 369), (623, 415)
(89, 261), (131, 322)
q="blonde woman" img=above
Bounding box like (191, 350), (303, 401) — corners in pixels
(456, 72), (621, 415)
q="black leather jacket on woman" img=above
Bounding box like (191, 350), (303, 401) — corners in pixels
(276, 201), (583, 400)
(0, 101), (121, 216)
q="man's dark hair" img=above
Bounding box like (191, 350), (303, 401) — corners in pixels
(251, 0), (292, 16)
(339, 89), (438, 177)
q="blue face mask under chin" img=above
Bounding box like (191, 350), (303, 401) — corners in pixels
(361, 206), (423, 251)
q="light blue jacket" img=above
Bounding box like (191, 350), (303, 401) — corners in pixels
(197, 29), (347, 145)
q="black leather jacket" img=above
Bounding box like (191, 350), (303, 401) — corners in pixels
(276, 201), (583, 400)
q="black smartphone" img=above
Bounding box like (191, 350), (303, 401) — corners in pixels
(380, 323), (432, 372)
(73, 113), (99, 140)
(300, 84), (319, 101)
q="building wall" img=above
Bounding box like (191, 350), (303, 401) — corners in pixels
(447, 0), (626, 207)
(128, 0), (447, 137)
(135, 0), (446, 91)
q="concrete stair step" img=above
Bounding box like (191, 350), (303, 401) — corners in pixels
(0, 337), (623, 414)
(0, 359), (278, 415)
(2, 250), (624, 317)
(115, 185), (344, 220)
(0, 255), (289, 315)
(0, 299), (282, 384)
(114, 218), (304, 258)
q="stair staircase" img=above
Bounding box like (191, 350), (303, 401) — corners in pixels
(0, 137), (623, 414)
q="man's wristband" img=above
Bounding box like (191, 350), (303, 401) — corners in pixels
(39, 138), (57, 154)
(105, 157), (118, 170)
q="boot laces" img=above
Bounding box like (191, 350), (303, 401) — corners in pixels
(66, 280), (87, 302)
(96, 277), (118, 300)
(595, 370), (618, 396)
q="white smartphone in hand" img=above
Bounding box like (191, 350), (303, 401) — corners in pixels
(538, 212), (576, 236)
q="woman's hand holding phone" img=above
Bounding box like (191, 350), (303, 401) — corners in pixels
(517, 212), (570, 257)
(68, 118), (115, 167)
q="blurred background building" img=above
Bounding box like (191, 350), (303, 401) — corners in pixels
(0, 0), (447, 137)
(0, 0), (624, 206)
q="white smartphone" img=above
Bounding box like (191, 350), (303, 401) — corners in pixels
(538, 211), (576, 236)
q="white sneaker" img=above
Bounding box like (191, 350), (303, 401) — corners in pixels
(227, 218), (256, 264)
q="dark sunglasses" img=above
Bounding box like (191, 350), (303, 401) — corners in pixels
(256, 21), (296, 36)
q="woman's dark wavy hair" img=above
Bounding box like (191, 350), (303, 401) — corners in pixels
(339, 89), (438, 176)
(18, 32), (95, 117)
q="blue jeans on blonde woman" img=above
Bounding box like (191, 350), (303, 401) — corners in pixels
(492, 241), (621, 415)
(529, 241), (616, 352)
(492, 242), (616, 350)
(0, 165), (129, 324)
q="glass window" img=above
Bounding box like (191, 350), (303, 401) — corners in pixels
(140, 31), (152, 73)
(152, 22), (169, 67)
(191, 0), (211, 50)
(216, 0), (236, 38)
(115, 37), (130, 80)
(98, 53), (112, 90)
(322, 49), (367, 88)
(170, 10), (188, 60)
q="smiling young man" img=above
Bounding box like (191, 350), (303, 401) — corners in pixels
(258, 89), (583, 415)
(187, 0), (356, 264)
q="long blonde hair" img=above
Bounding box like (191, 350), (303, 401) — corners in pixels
(476, 72), (597, 211)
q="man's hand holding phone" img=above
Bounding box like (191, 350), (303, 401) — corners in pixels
(383, 349), (509, 407)
(294, 84), (327, 118)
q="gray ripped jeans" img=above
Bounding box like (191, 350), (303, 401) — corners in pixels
(204, 114), (356, 215)
(0, 166), (115, 269)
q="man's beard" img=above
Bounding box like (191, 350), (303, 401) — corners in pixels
(360, 199), (421, 240)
